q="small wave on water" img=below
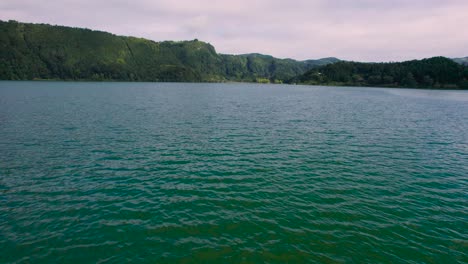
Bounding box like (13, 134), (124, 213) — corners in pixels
(0, 82), (467, 263)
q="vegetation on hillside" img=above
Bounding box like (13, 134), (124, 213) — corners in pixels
(1, 20), (466, 89)
(0, 20), (333, 82)
(289, 57), (468, 89)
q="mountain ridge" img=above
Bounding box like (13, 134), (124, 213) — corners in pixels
(0, 20), (336, 83)
(1, 20), (466, 89)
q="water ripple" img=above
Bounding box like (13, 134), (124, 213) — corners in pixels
(1, 82), (467, 263)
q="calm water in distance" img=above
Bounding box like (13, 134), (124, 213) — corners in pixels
(0, 81), (467, 263)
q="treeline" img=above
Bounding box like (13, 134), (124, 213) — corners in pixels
(0, 20), (335, 83)
(290, 57), (468, 89)
(1, 20), (467, 89)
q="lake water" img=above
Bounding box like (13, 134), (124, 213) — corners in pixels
(0, 81), (467, 263)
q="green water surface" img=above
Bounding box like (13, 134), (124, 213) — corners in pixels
(0, 82), (467, 263)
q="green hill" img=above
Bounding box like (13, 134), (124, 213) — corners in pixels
(290, 57), (468, 89)
(2, 20), (465, 88)
(0, 20), (333, 83)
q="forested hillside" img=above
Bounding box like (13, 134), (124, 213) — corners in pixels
(0, 20), (334, 82)
(290, 57), (468, 89)
(2, 20), (466, 89)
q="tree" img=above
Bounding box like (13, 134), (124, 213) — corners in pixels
(422, 75), (434, 88)
(382, 75), (394, 85)
(402, 73), (418, 87)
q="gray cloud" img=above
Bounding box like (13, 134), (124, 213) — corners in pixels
(1, 0), (467, 61)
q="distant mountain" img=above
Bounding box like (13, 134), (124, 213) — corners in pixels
(0, 20), (336, 83)
(452, 57), (468, 66)
(290, 57), (468, 89)
(304, 57), (341, 66)
(2, 20), (465, 89)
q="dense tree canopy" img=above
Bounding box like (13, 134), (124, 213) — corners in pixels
(1, 20), (466, 89)
(0, 20), (335, 83)
(290, 57), (468, 89)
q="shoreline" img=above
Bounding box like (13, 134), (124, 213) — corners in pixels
(0, 79), (466, 91)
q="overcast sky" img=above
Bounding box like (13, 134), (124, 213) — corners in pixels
(1, 0), (467, 61)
